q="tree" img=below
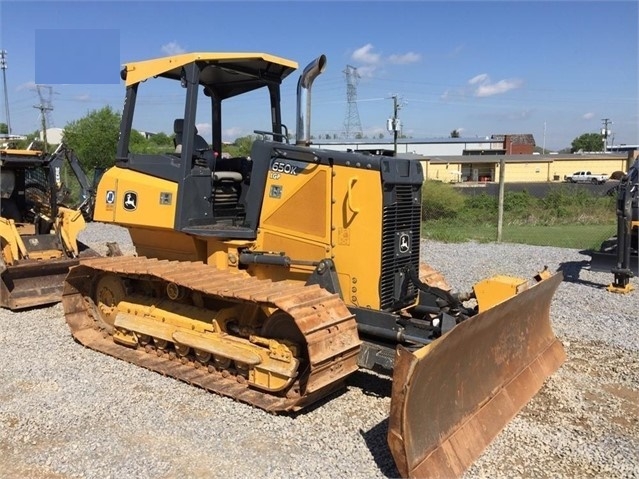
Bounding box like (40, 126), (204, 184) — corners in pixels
(149, 132), (173, 146)
(450, 129), (460, 138)
(0, 122), (8, 134)
(63, 106), (121, 169)
(570, 132), (603, 153)
(223, 135), (256, 157)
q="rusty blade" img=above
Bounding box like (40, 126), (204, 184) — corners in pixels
(388, 272), (565, 478)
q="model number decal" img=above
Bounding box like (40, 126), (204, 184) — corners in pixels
(269, 158), (308, 177)
(271, 161), (299, 176)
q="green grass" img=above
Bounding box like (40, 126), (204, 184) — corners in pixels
(420, 180), (618, 249)
(421, 221), (616, 249)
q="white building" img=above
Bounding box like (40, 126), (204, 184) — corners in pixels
(39, 127), (64, 145)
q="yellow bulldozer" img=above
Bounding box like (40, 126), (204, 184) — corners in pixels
(62, 52), (565, 477)
(0, 143), (99, 309)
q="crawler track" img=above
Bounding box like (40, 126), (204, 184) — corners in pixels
(62, 256), (362, 412)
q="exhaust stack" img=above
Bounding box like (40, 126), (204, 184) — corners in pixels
(296, 55), (327, 146)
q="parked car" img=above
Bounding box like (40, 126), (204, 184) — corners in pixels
(564, 171), (609, 184)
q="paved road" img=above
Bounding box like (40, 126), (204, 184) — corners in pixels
(452, 180), (620, 198)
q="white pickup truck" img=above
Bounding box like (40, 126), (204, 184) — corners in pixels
(564, 171), (609, 184)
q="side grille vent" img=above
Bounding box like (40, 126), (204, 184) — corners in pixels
(380, 184), (421, 311)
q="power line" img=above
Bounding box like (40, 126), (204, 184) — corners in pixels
(0, 50), (11, 134)
(342, 65), (363, 139)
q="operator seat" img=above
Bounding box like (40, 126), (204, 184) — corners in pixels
(172, 118), (243, 213)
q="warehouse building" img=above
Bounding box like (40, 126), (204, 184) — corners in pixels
(312, 135), (637, 183)
(425, 152), (632, 183)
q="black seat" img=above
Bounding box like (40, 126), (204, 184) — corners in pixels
(172, 119), (244, 214)
(174, 118), (210, 154)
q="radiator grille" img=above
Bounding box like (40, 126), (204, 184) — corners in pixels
(380, 184), (421, 311)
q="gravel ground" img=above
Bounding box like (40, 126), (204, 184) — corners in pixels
(1, 223), (637, 479)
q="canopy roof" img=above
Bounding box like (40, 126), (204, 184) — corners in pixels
(121, 52), (298, 99)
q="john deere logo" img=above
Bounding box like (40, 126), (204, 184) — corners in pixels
(123, 191), (137, 211)
(398, 232), (411, 254)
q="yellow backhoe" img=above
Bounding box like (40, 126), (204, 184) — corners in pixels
(1, 143), (99, 309)
(62, 52), (565, 477)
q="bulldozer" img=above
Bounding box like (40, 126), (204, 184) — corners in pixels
(589, 158), (638, 293)
(61, 52), (565, 478)
(0, 143), (99, 309)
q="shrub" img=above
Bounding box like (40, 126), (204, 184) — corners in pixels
(421, 180), (465, 220)
(504, 190), (533, 212)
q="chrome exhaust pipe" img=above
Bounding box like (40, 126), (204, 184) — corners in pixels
(296, 54), (327, 146)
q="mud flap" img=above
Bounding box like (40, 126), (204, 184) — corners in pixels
(387, 272), (565, 478)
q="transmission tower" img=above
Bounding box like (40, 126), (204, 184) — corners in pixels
(1, 50), (11, 134)
(342, 65), (363, 139)
(33, 85), (55, 152)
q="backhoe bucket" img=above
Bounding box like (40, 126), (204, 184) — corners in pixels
(0, 256), (84, 310)
(388, 271), (565, 478)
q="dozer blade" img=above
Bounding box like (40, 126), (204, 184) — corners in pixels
(388, 271), (565, 478)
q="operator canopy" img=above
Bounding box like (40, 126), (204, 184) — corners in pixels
(120, 52), (298, 99)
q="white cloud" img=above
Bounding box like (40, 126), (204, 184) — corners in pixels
(74, 94), (90, 102)
(350, 44), (421, 78)
(468, 73), (489, 85)
(195, 122), (212, 137)
(161, 41), (186, 55)
(222, 126), (245, 142)
(468, 74), (523, 97)
(16, 81), (37, 92)
(582, 112), (595, 120)
(388, 52), (421, 65)
(356, 65), (378, 79)
(352, 44), (380, 65)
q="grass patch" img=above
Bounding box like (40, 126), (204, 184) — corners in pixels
(422, 221), (616, 249)
(421, 180), (617, 249)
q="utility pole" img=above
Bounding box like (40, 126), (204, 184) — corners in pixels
(542, 121), (546, 154)
(601, 118), (612, 152)
(33, 85), (54, 152)
(0, 50), (11, 134)
(387, 94), (403, 156)
(497, 156), (506, 242)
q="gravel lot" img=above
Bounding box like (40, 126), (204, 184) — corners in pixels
(1, 223), (637, 479)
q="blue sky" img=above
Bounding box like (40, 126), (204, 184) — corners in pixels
(0, 0), (637, 151)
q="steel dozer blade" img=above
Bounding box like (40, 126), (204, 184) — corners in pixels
(388, 271), (565, 478)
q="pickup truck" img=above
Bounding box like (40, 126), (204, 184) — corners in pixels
(564, 171), (609, 184)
